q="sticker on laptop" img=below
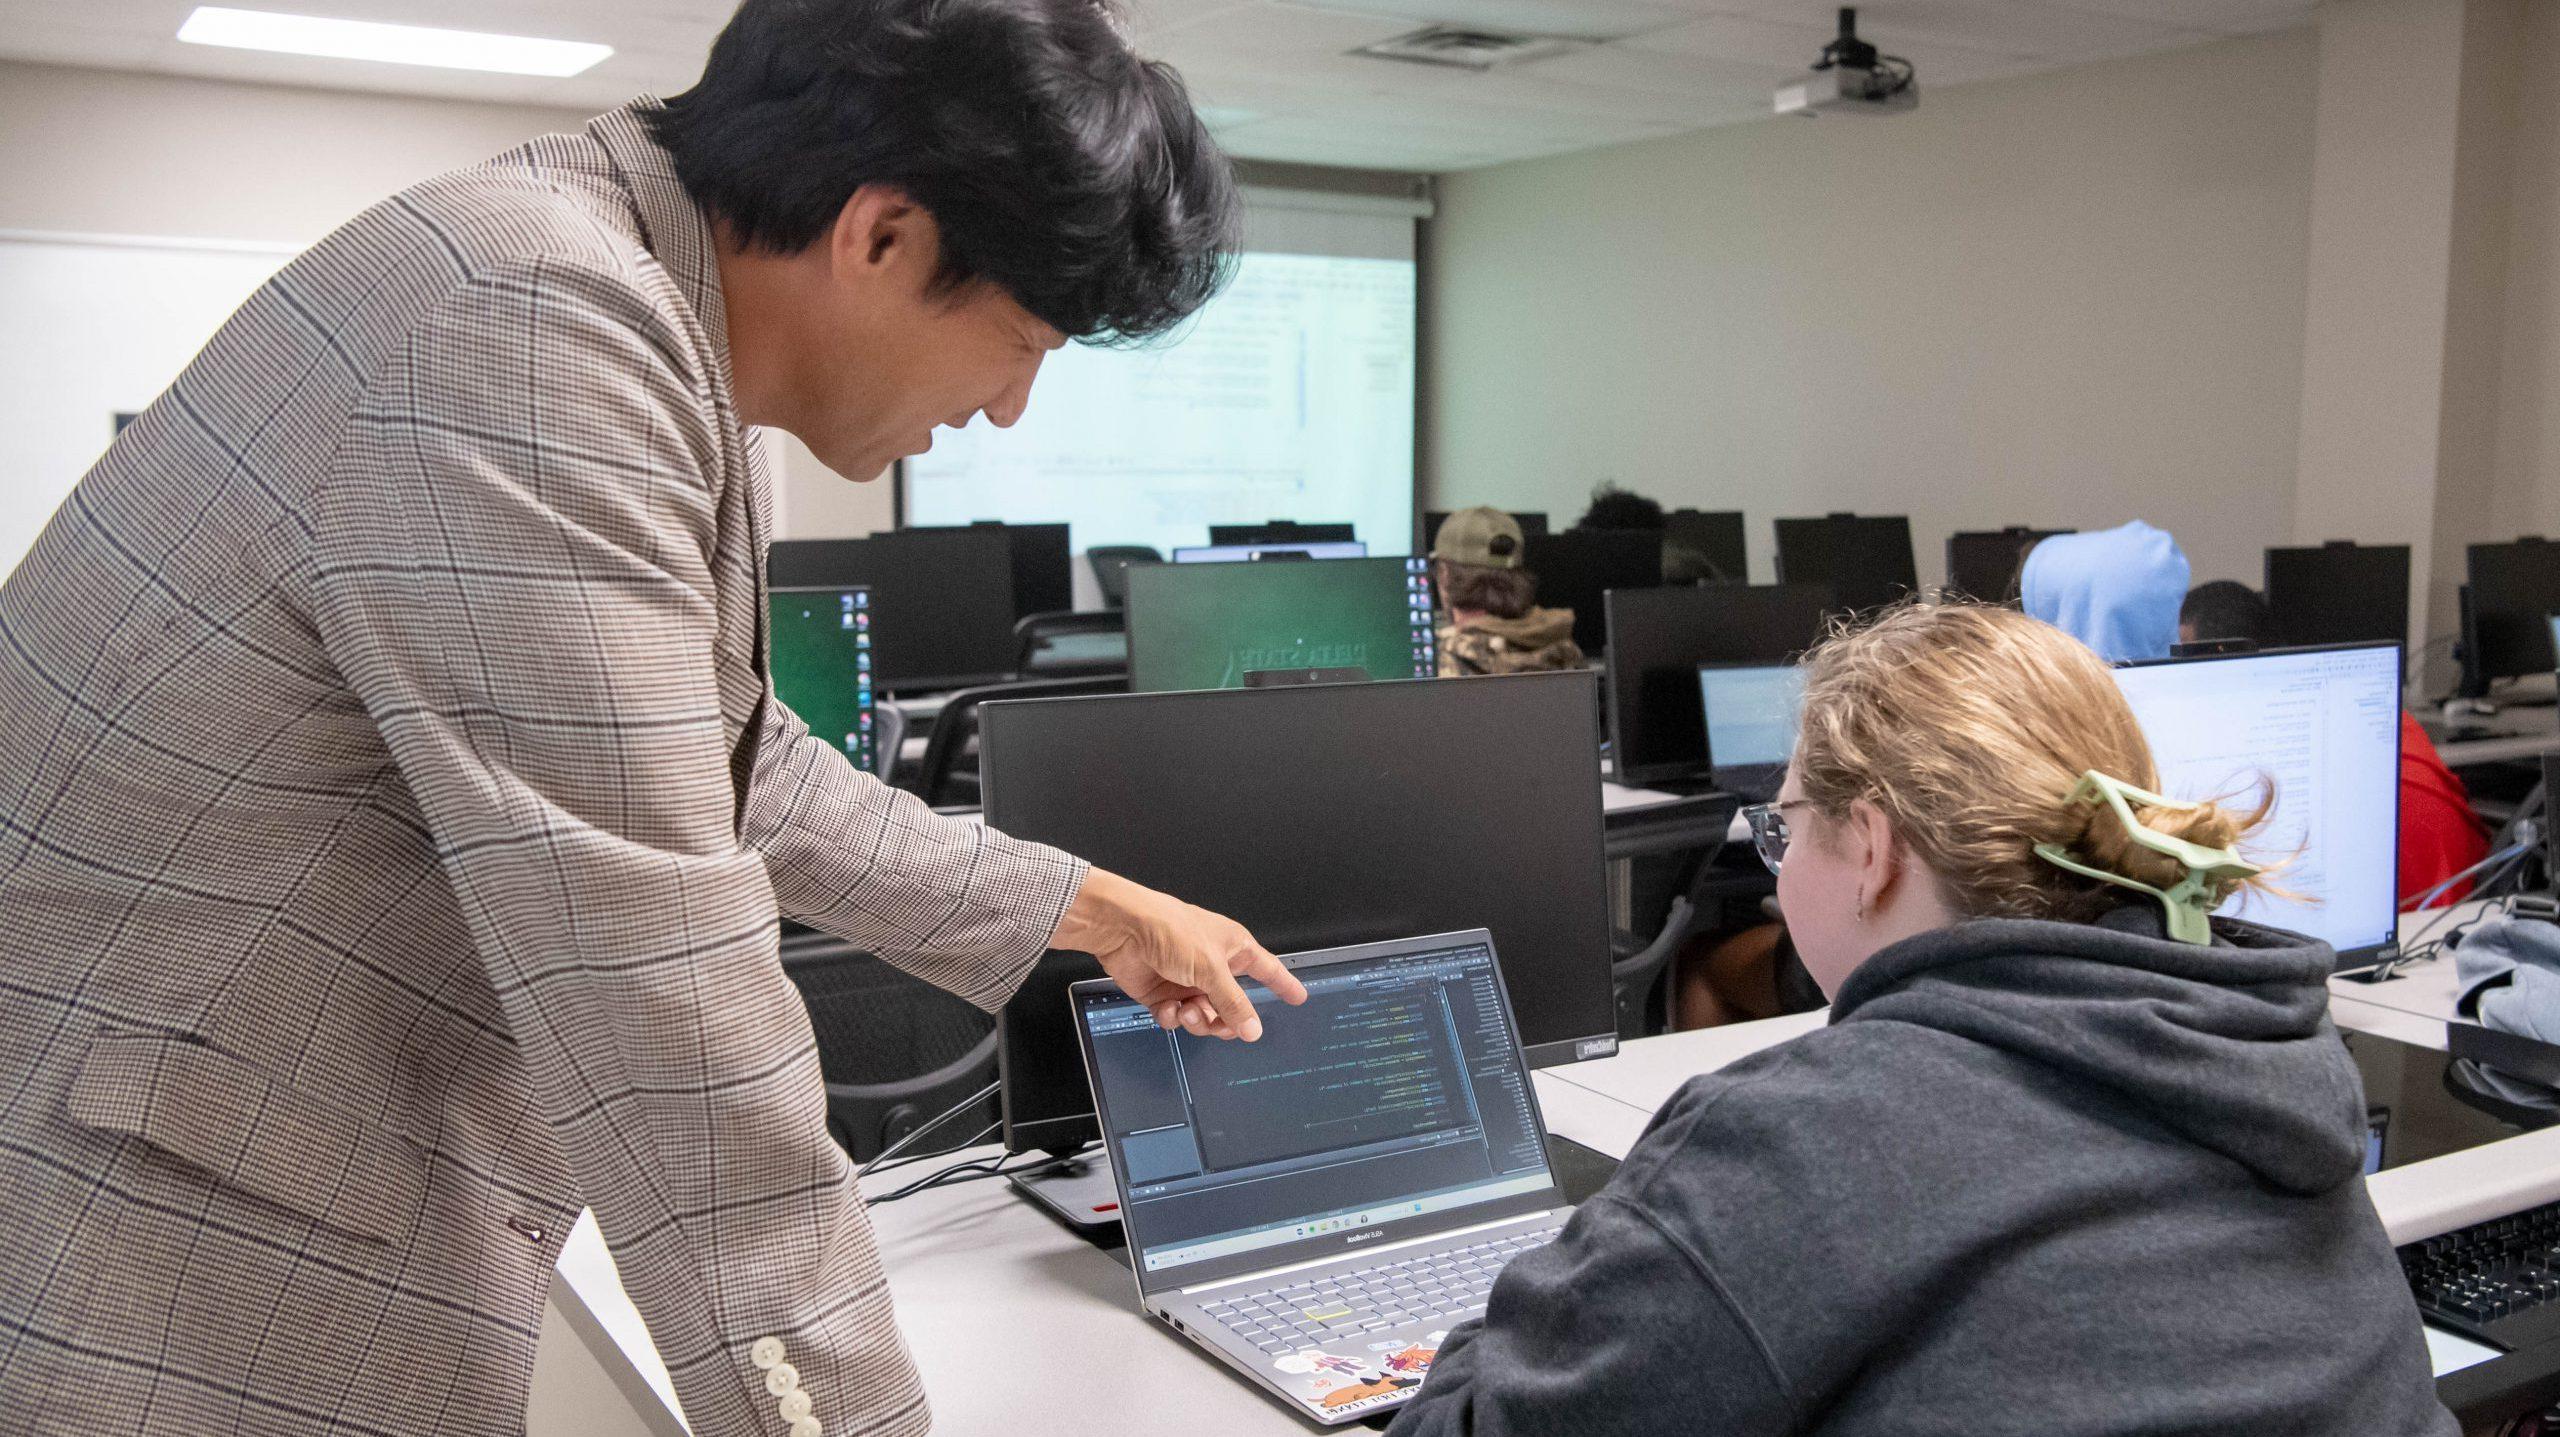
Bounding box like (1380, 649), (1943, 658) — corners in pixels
(1274, 1332), (1449, 1415)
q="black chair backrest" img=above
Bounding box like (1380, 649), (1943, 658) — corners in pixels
(1086, 546), (1163, 609)
(1013, 610), (1128, 678)
(910, 674), (1129, 807)
(778, 927), (999, 1162)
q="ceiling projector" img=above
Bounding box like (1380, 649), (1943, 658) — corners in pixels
(1775, 7), (1918, 117)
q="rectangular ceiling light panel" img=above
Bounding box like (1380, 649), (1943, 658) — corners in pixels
(177, 6), (612, 76)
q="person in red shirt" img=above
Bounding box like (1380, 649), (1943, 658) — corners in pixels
(2179, 580), (2489, 906)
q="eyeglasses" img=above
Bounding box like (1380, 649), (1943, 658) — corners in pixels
(1739, 799), (1816, 876)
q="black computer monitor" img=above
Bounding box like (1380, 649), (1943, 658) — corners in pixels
(2264, 541), (2410, 649)
(1124, 556), (1437, 692)
(1522, 530), (1664, 654)
(1422, 510), (1551, 551)
(1207, 521), (1356, 547)
(768, 529), (1017, 690)
(1774, 514), (1918, 615)
(2462, 538), (2560, 693)
(981, 670), (1618, 1154)
(1170, 541), (1369, 563)
(1662, 510), (1747, 585)
(767, 585), (876, 775)
(905, 521), (1074, 620)
(1946, 527), (2071, 604)
(1602, 583), (1836, 786)
(2111, 642), (2403, 970)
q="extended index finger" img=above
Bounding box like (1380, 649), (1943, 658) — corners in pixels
(1236, 943), (1308, 1006)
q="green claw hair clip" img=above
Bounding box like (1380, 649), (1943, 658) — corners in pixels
(2031, 770), (2263, 946)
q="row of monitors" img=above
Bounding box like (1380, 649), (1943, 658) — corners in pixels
(982, 640), (2410, 1156)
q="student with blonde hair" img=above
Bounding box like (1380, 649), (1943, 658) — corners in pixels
(1392, 602), (2453, 1437)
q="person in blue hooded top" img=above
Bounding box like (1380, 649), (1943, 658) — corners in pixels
(1388, 602), (2453, 1437)
(2019, 519), (2191, 663)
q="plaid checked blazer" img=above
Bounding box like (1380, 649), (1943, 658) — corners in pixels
(0, 102), (1087, 1436)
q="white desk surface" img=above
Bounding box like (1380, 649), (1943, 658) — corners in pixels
(555, 905), (2556, 1431)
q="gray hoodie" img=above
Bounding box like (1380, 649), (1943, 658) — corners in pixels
(1391, 906), (2457, 1436)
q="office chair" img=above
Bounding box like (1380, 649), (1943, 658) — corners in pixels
(1602, 792), (1739, 1035)
(908, 673), (1128, 808)
(1012, 610), (1127, 678)
(870, 700), (908, 784)
(1086, 546), (1163, 609)
(777, 926), (999, 1164)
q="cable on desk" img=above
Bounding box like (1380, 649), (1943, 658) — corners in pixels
(854, 1079), (1000, 1179)
(867, 1148), (1086, 1205)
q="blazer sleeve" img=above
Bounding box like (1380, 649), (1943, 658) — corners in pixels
(310, 255), (934, 1437)
(742, 691), (1085, 1010)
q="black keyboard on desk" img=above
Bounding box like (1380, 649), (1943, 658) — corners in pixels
(2402, 1199), (2560, 1350)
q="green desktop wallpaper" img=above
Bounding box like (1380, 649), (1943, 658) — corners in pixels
(1127, 558), (1436, 692)
(768, 587), (875, 773)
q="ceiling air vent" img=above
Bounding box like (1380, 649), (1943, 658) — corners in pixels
(1351, 25), (1590, 72)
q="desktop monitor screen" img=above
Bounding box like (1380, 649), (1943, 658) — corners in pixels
(904, 522), (1073, 620)
(1170, 541), (1370, 563)
(2265, 544), (2410, 649)
(1208, 522), (1356, 547)
(981, 670), (1618, 1154)
(2467, 539), (2560, 685)
(768, 530), (1017, 690)
(1774, 515), (1918, 615)
(767, 586), (876, 774)
(1603, 583), (1835, 785)
(1423, 510), (1550, 551)
(1946, 529), (2070, 604)
(1698, 663), (1808, 772)
(2110, 643), (2403, 966)
(1124, 556), (1436, 691)
(1523, 530), (1664, 655)
(1662, 511), (1748, 585)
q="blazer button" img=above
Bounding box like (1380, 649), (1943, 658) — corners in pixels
(789, 1419), (823, 1437)
(778, 1390), (813, 1422)
(764, 1362), (799, 1396)
(751, 1337), (787, 1370)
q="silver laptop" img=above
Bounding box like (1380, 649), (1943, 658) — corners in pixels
(1069, 929), (1572, 1424)
(1696, 660), (1808, 802)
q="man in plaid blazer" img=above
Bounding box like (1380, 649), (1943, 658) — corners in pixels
(0, 1), (1294, 1432)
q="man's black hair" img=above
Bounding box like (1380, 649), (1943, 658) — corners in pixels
(1575, 483), (1666, 533)
(647, 0), (1240, 342)
(2179, 580), (2273, 645)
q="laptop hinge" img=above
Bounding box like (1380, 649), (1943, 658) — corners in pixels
(1173, 1207), (1565, 1298)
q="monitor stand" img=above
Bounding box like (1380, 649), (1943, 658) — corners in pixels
(1009, 1155), (1128, 1253)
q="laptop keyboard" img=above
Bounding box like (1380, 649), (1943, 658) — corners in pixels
(1201, 1225), (1563, 1356)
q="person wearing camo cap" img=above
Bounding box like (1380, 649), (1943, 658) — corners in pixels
(1430, 506), (1585, 677)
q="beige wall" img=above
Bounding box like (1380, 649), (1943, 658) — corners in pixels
(2490, 0), (2560, 545)
(1424, 29), (2322, 596)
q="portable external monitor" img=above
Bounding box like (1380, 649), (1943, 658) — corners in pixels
(1124, 556), (1436, 692)
(2110, 643), (2404, 968)
(1663, 510), (1748, 584)
(766, 586), (876, 775)
(1946, 527), (2071, 604)
(1172, 541), (1370, 564)
(2464, 538), (2560, 692)
(1774, 514), (1917, 615)
(980, 670), (1617, 1156)
(1521, 530), (1664, 655)
(2265, 542), (2411, 648)
(768, 530), (1017, 690)
(1696, 661), (1808, 801)
(1602, 583), (1834, 786)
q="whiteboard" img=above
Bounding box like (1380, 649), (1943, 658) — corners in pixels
(0, 233), (293, 580)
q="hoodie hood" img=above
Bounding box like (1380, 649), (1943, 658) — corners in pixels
(1463, 607), (1576, 648)
(2020, 520), (2190, 663)
(1830, 904), (2365, 1194)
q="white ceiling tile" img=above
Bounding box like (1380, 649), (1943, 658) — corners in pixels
(1297, 0), (1689, 43)
(2034, 0), (2314, 35)
(1700, 0), (2212, 58)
